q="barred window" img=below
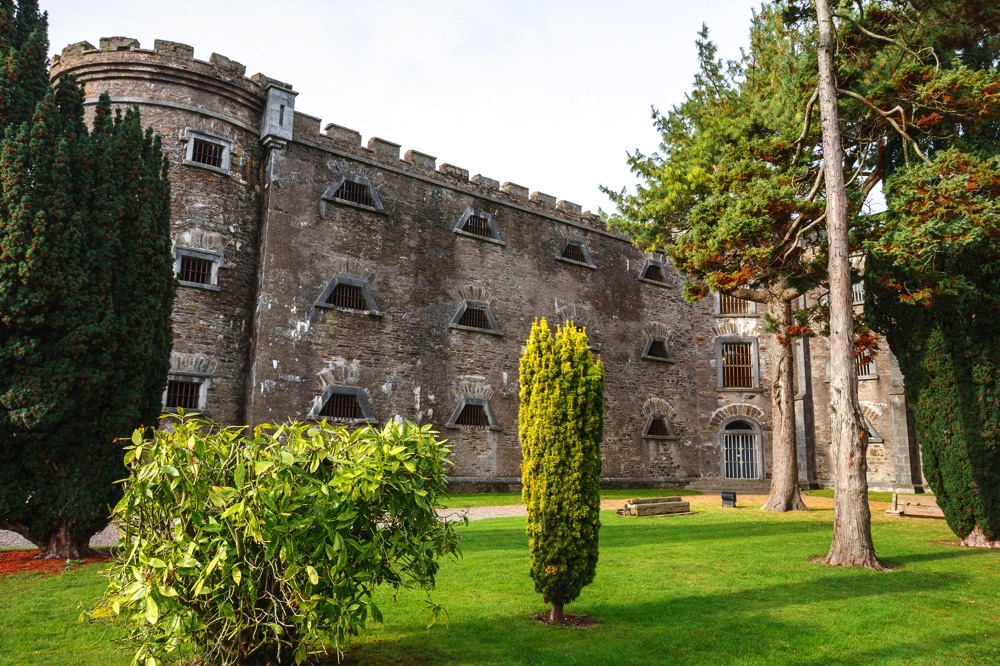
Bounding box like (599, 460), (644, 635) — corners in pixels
(308, 386), (376, 423)
(642, 263), (667, 283)
(316, 276), (380, 315)
(852, 282), (866, 305)
(446, 397), (499, 430)
(642, 337), (674, 362)
(327, 283), (367, 310)
(334, 180), (375, 207)
(319, 392), (364, 421)
(191, 138), (224, 168)
(857, 352), (877, 379)
(719, 341), (756, 389)
(643, 415), (676, 440)
(174, 247), (222, 290)
(450, 300), (501, 335)
(718, 293), (753, 315)
(722, 420), (761, 480)
(179, 255), (213, 285)
(557, 237), (595, 268)
(165, 379), (200, 410)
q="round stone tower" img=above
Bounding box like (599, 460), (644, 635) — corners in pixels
(51, 37), (295, 424)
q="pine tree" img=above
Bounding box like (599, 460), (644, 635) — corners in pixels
(519, 319), (604, 623)
(0, 3), (174, 558)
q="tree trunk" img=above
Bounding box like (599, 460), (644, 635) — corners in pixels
(815, 0), (885, 570)
(34, 524), (95, 560)
(761, 298), (807, 512)
(550, 603), (564, 624)
(961, 525), (1000, 549)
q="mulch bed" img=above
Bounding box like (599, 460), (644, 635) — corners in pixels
(0, 549), (107, 576)
(532, 610), (597, 627)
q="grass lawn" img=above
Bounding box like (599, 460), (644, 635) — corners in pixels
(441, 488), (702, 509)
(2, 498), (997, 665)
(805, 489), (899, 503)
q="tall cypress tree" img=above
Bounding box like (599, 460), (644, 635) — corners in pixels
(0, 1), (174, 558)
(519, 320), (604, 623)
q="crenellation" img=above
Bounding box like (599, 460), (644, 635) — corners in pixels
(405, 149), (436, 170)
(438, 163), (469, 181)
(502, 182), (529, 199)
(48, 36), (924, 493)
(367, 137), (400, 159)
(530, 191), (556, 208)
(100, 36), (139, 51)
(153, 39), (194, 59)
(209, 53), (247, 77)
(557, 200), (582, 216)
(472, 174), (499, 190)
(323, 123), (362, 147)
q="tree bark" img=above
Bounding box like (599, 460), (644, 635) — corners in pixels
(34, 524), (96, 559)
(815, 0), (885, 570)
(761, 298), (807, 512)
(550, 603), (564, 624)
(961, 525), (1000, 549)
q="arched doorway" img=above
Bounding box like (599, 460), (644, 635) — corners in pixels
(719, 418), (763, 480)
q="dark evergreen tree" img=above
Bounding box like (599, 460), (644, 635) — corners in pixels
(0, 0), (48, 133)
(0, 1), (174, 558)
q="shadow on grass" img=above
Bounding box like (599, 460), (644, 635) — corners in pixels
(340, 570), (973, 666)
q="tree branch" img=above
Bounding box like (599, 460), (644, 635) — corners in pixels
(833, 12), (937, 67)
(836, 88), (933, 165)
(792, 88), (820, 165)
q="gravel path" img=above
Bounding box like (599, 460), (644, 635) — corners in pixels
(1, 494), (873, 551)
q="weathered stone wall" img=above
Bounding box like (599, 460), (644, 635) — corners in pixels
(50, 37), (923, 492)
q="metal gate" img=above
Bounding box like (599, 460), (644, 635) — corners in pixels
(723, 425), (759, 480)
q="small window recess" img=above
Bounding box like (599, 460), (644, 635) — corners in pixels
(557, 237), (596, 269)
(173, 246), (222, 291)
(639, 257), (669, 286)
(864, 416), (883, 443)
(453, 208), (504, 245)
(643, 414), (677, 440)
(641, 336), (675, 363)
(445, 397), (500, 431)
(852, 282), (866, 306)
(321, 174), (384, 212)
(307, 386), (377, 424)
(163, 372), (212, 413)
(449, 300), (502, 336)
(315, 276), (381, 316)
(182, 129), (233, 175)
(716, 336), (761, 390)
(857, 352), (878, 380)
(714, 292), (758, 316)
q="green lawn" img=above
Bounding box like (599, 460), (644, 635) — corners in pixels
(805, 489), (900, 503)
(441, 488), (702, 508)
(2, 503), (997, 665)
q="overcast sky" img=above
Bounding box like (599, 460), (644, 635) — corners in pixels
(42, 0), (761, 214)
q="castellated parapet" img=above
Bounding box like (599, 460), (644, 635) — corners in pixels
(50, 38), (924, 492)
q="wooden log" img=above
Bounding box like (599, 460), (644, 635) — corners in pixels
(631, 501), (691, 516)
(885, 493), (945, 519)
(628, 496), (681, 505)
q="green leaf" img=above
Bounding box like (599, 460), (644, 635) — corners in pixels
(305, 565), (319, 585)
(145, 597), (159, 624)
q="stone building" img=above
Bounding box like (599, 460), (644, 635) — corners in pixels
(51, 38), (924, 493)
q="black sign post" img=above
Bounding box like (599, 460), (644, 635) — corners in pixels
(721, 491), (737, 508)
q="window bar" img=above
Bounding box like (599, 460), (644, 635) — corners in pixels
(166, 380), (200, 409)
(459, 306), (490, 330)
(464, 215), (493, 238)
(647, 418), (670, 437)
(719, 293), (752, 315)
(852, 282), (865, 305)
(456, 404), (489, 428)
(328, 283), (368, 310)
(334, 180), (375, 207)
(319, 393), (363, 420)
(647, 339), (670, 359)
(191, 138), (224, 168)
(562, 242), (588, 263)
(179, 255), (214, 284)
(643, 264), (666, 282)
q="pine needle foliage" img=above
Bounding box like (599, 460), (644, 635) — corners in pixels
(0, 2), (174, 558)
(519, 319), (604, 620)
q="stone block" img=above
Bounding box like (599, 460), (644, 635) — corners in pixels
(210, 53), (246, 76)
(405, 149), (436, 170)
(100, 36), (139, 51)
(324, 123), (361, 146)
(368, 137), (401, 159)
(154, 39), (194, 59)
(61, 40), (96, 58)
(472, 174), (500, 190)
(557, 200), (582, 216)
(501, 182), (529, 199)
(438, 163), (469, 180)
(530, 191), (556, 208)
